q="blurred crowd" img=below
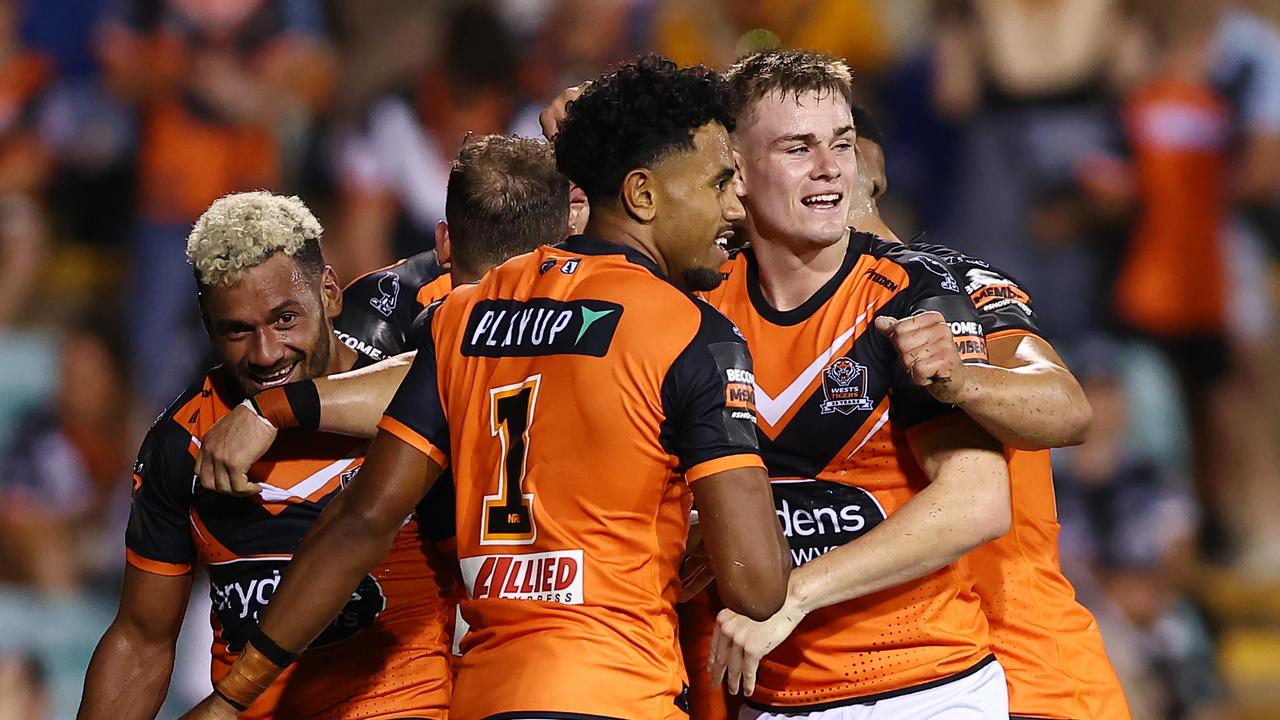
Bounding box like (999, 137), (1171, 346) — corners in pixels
(1, 0), (1279, 718)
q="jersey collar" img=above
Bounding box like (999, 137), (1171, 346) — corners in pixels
(744, 230), (871, 326)
(557, 234), (667, 279)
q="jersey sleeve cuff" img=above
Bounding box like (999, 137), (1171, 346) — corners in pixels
(684, 453), (765, 484)
(984, 328), (1040, 343)
(126, 549), (193, 577)
(378, 416), (449, 469)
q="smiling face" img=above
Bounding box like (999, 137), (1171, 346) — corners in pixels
(649, 122), (746, 291)
(199, 252), (342, 397)
(734, 89), (857, 250)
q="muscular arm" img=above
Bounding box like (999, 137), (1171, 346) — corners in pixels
(196, 353), (414, 496)
(691, 466), (790, 621)
(877, 313), (1091, 450)
(78, 567), (193, 720)
(948, 333), (1092, 449)
(254, 432), (440, 654)
(709, 416), (1010, 695)
(314, 352), (414, 437)
(785, 416), (1010, 614)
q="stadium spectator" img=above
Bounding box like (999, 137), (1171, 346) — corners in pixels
(95, 0), (335, 412)
(0, 321), (131, 595)
(328, 2), (519, 278)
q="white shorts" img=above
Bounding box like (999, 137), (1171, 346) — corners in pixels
(740, 660), (1008, 720)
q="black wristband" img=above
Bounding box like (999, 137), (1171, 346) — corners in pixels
(282, 380), (321, 430)
(248, 625), (299, 669)
(213, 686), (249, 712)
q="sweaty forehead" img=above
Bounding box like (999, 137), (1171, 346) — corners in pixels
(202, 253), (316, 321)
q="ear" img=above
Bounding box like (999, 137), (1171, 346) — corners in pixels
(321, 265), (343, 319)
(567, 184), (589, 236)
(620, 168), (658, 223)
(436, 220), (452, 265)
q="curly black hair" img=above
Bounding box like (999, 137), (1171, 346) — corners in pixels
(555, 55), (736, 203)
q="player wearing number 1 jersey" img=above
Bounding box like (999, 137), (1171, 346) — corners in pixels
(180, 56), (790, 720)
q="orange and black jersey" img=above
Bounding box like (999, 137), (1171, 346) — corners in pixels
(702, 231), (994, 710)
(336, 250), (453, 362)
(912, 240), (1131, 719)
(338, 250), (457, 545)
(910, 240), (1037, 341)
(125, 366), (454, 720)
(381, 235), (763, 720)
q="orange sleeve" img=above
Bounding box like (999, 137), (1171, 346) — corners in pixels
(126, 549), (193, 577)
(984, 328), (1038, 344)
(684, 453), (765, 484)
(378, 415), (450, 469)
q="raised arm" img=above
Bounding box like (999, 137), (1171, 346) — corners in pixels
(195, 352), (415, 496)
(78, 567), (192, 720)
(876, 313), (1092, 449)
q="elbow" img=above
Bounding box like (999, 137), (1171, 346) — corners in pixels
(979, 501), (1012, 545)
(717, 557), (791, 621)
(1058, 389), (1093, 447)
(973, 482), (1012, 546)
(721, 580), (787, 621)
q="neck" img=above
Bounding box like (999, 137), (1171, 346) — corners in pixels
(584, 211), (667, 276)
(329, 336), (358, 374)
(744, 220), (850, 312)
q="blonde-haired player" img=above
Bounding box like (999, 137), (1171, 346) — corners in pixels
(79, 191), (455, 720)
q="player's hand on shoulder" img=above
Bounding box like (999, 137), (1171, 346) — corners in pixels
(538, 82), (591, 139)
(874, 311), (975, 406)
(709, 602), (806, 697)
(179, 693), (240, 720)
(195, 403), (273, 497)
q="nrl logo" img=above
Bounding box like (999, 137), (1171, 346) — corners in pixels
(369, 272), (400, 317)
(820, 357), (874, 415)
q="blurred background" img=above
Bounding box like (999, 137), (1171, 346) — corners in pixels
(1, 0), (1278, 717)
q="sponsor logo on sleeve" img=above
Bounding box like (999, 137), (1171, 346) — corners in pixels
(964, 268), (1032, 316)
(460, 549), (584, 604)
(947, 320), (988, 362)
(724, 367), (757, 420)
(820, 357), (874, 414)
(335, 330), (387, 361)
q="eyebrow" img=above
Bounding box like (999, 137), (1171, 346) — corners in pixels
(774, 126), (856, 146)
(712, 167), (736, 185)
(214, 300), (302, 330)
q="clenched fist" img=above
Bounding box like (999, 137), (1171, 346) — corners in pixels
(874, 311), (977, 406)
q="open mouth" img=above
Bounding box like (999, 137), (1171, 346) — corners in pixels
(247, 363), (297, 391)
(714, 228), (735, 250)
(801, 192), (844, 211)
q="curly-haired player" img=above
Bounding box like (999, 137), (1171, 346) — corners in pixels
(180, 56), (790, 720)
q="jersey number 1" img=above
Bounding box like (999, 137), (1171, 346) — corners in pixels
(481, 375), (540, 544)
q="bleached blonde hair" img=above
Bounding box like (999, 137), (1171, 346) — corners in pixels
(186, 191), (324, 287)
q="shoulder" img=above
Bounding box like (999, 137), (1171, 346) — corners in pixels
(136, 376), (213, 478)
